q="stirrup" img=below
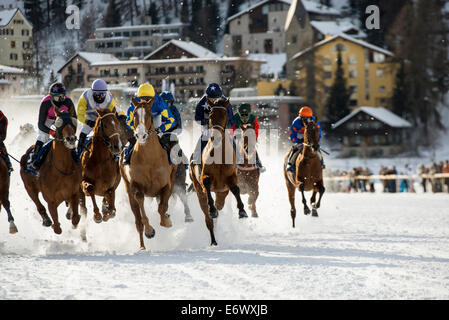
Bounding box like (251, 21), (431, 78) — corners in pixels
(258, 166), (266, 173)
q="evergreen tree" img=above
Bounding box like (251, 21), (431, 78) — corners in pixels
(391, 61), (410, 120)
(325, 48), (350, 124)
(205, 0), (221, 51)
(81, 3), (97, 48)
(51, 0), (67, 26)
(47, 70), (58, 88)
(225, 0), (243, 33)
(24, 0), (44, 31)
(72, 0), (85, 10)
(148, 2), (159, 25)
(181, 1), (190, 24)
(104, 0), (121, 27)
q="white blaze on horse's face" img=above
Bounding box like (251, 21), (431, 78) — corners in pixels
(134, 107), (148, 145)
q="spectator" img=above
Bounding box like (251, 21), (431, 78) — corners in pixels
(418, 164), (428, 193)
(443, 160), (449, 193)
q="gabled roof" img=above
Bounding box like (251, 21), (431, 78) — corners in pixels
(57, 52), (119, 73)
(144, 40), (218, 60)
(285, 0), (340, 30)
(0, 8), (32, 28)
(333, 106), (412, 129)
(310, 20), (366, 38)
(290, 33), (393, 61)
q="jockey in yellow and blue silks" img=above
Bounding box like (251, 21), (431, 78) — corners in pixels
(123, 83), (177, 165)
(287, 106), (325, 172)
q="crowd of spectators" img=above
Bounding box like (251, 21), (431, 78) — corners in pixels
(324, 160), (449, 193)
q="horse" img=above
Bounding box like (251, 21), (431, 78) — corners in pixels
(189, 99), (248, 246)
(20, 110), (82, 235)
(0, 155), (18, 234)
(172, 163), (194, 222)
(284, 120), (325, 228)
(235, 123), (260, 218)
(120, 97), (177, 250)
(78, 108), (122, 224)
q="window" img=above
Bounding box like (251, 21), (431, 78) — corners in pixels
(350, 99), (358, 107)
(11, 41), (15, 48)
(131, 31), (141, 37)
(324, 71), (332, 79)
(348, 55), (357, 65)
(349, 70), (357, 78)
(115, 42), (122, 48)
(22, 29), (30, 36)
(123, 32), (130, 37)
(114, 32), (122, 37)
(291, 35), (297, 44)
(77, 63), (82, 73)
(323, 57), (331, 65)
(334, 43), (346, 51)
(379, 86), (385, 92)
(349, 85), (357, 94)
(10, 53), (18, 60)
(168, 67), (175, 74)
(107, 42), (113, 48)
(373, 52), (385, 63)
(144, 30), (149, 36)
(23, 41), (30, 49)
(376, 68), (383, 77)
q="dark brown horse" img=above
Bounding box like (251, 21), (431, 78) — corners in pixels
(284, 121), (325, 227)
(20, 110), (82, 234)
(189, 99), (247, 246)
(79, 108), (122, 224)
(0, 155), (18, 234)
(120, 97), (177, 250)
(236, 123), (260, 218)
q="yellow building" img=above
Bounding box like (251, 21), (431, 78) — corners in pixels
(257, 80), (292, 96)
(0, 8), (33, 72)
(290, 33), (398, 119)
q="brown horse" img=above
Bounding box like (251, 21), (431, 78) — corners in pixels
(189, 99), (247, 246)
(0, 155), (18, 234)
(20, 110), (82, 234)
(120, 97), (177, 250)
(79, 108), (122, 224)
(284, 120), (325, 228)
(235, 123), (260, 218)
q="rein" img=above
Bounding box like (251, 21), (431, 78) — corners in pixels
(50, 142), (76, 176)
(96, 113), (121, 151)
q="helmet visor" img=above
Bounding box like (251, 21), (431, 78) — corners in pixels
(93, 92), (106, 102)
(52, 94), (66, 103)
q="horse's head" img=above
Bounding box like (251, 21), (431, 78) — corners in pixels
(132, 97), (154, 145)
(54, 109), (78, 149)
(95, 108), (122, 156)
(304, 120), (320, 153)
(208, 97), (229, 132)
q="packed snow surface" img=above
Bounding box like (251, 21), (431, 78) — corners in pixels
(1, 102), (449, 300)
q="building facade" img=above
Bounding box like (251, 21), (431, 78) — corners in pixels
(290, 34), (398, 118)
(86, 23), (187, 59)
(0, 64), (27, 98)
(0, 8), (33, 72)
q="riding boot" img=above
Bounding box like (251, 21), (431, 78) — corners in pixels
(287, 145), (300, 173)
(77, 132), (87, 157)
(123, 136), (136, 165)
(318, 150), (325, 169)
(27, 140), (44, 171)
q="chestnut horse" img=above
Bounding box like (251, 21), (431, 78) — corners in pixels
(20, 110), (82, 234)
(79, 108), (122, 224)
(120, 98), (177, 250)
(284, 121), (325, 228)
(0, 155), (18, 234)
(235, 123), (260, 218)
(189, 99), (247, 246)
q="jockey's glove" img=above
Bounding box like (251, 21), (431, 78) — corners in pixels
(49, 129), (56, 138)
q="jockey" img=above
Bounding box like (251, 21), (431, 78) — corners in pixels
(76, 79), (121, 156)
(231, 103), (265, 173)
(26, 82), (77, 173)
(287, 106), (325, 172)
(123, 83), (177, 165)
(193, 83), (235, 164)
(0, 110), (13, 175)
(160, 90), (189, 169)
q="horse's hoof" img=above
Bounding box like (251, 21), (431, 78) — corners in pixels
(185, 214), (194, 223)
(251, 212), (258, 218)
(9, 224), (18, 234)
(304, 207), (311, 215)
(94, 213), (103, 224)
(139, 246), (146, 251)
(211, 241), (218, 246)
(239, 210), (248, 219)
(160, 218), (172, 228)
(43, 219), (52, 227)
(102, 214), (110, 222)
(52, 225), (62, 235)
(209, 208), (218, 219)
(66, 212), (71, 220)
(312, 209), (318, 217)
(145, 230), (155, 239)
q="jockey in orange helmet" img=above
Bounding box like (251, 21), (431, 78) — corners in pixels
(287, 106), (325, 172)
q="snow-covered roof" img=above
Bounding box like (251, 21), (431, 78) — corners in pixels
(310, 20), (365, 38)
(144, 40), (218, 60)
(0, 64), (25, 74)
(0, 8), (17, 27)
(333, 106), (412, 129)
(290, 33), (393, 61)
(248, 53), (285, 76)
(57, 52), (119, 73)
(95, 23), (186, 32)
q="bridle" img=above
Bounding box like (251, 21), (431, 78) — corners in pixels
(96, 112), (121, 154)
(209, 105), (228, 132)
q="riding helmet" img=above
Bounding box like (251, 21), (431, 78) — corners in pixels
(206, 83), (222, 98)
(299, 106), (313, 118)
(91, 79), (108, 92)
(160, 91), (175, 102)
(137, 83), (155, 98)
(49, 82), (66, 95)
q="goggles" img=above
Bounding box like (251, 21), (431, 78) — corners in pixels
(302, 117), (314, 123)
(52, 94), (66, 102)
(93, 92), (106, 101)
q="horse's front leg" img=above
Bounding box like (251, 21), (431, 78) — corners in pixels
(48, 201), (62, 235)
(286, 178), (296, 227)
(202, 176), (218, 219)
(157, 184), (173, 228)
(82, 181), (102, 223)
(310, 190), (318, 217)
(1, 197), (18, 234)
(299, 183), (310, 215)
(316, 182), (325, 209)
(229, 179), (248, 219)
(135, 191), (155, 239)
(70, 193), (81, 228)
(103, 189), (116, 222)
